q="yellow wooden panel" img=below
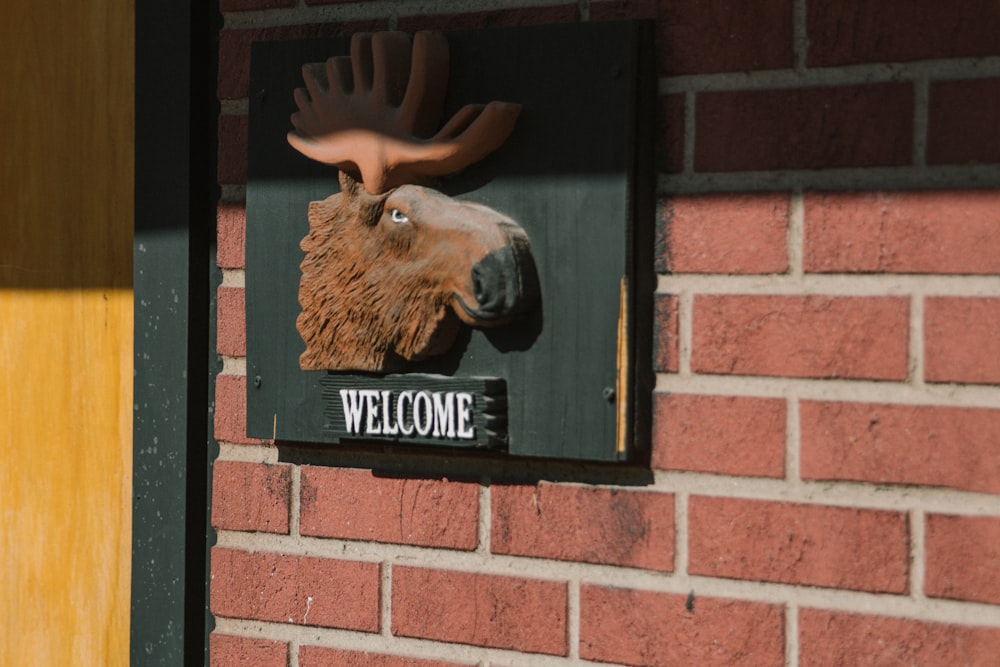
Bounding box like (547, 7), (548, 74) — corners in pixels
(0, 0), (134, 664)
(0, 290), (132, 664)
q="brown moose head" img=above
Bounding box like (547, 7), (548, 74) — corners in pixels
(288, 31), (540, 372)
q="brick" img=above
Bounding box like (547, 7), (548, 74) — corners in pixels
(391, 567), (567, 655)
(220, 0), (294, 11)
(799, 609), (1000, 667)
(653, 293), (679, 373)
(217, 286), (246, 357)
(695, 85), (913, 172)
(211, 460), (290, 534)
(688, 496), (909, 593)
(580, 586), (785, 667)
(652, 393), (785, 478)
(396, 6), (578, 32)
(217, 201), (246, 270)
(800, 401), (1000, 495)
(299, 647), (469, 667)
(210, 547), (380, 631)
(655, 0), (794, 76)
(807, 1), (1000, 66)
(926, 297), (1000, 384)
(925, 514), (1000, 605)
(928, 78), (1000, 166)
(691, 295), (909, 380)
(491, 483), (674, 571)
(299, 467), (478, 550)
(218, 22), (387, 101)
(218, 115), (247, 186)
(658, 94), (685, 174)
(215, 373), (268, 445)
(804, 190), (1000, 274)
(210, 634), (287, 667)
(660, 194), (789, 274)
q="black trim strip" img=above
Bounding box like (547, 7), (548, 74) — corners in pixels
(132, 0), (218, 663)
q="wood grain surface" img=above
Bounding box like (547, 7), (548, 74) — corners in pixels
(0, 0), (133, 664)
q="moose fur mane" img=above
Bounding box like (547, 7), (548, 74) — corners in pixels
(296, 181), (462, 372)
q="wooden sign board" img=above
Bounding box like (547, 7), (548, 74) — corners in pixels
(246, 21), (654, 461)
(321, 375), (508, 449)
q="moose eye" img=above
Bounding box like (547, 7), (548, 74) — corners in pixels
(389, 208), (409, 224)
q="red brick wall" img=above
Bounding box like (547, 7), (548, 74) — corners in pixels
(211, 2), (1000, 665)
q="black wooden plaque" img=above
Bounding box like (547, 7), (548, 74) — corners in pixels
(321, 375), (507, 449)
(246, 22), (654, 461)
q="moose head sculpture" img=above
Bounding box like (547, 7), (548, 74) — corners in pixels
(288, 31), (540, 372)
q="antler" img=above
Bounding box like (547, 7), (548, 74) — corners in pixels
(288, 31), (521, 194)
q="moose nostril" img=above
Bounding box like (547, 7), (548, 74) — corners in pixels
(463, 239), (539, 321)
(471, 261), (503, 312)
(472, 264), (488, 304)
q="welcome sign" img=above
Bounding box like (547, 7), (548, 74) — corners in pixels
(321, 376), (508, 449)
(246, 22), (654, 461)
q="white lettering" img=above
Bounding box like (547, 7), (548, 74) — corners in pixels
(363, 390), (381, 435)
(338, 387), (481, 441)
(340, 389), (364, 434)
(397, 391), (414, 435)
(456, 392), (475, 439)
(413, 392), (433, 436)
(432, 392), (456, 438)
(380, 390), (399, 435)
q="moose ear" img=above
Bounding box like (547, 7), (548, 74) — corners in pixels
(338, 169), (364, 197)
(338, 170), (387, 225)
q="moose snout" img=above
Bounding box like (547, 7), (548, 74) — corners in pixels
(460, 230), (540, 323)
